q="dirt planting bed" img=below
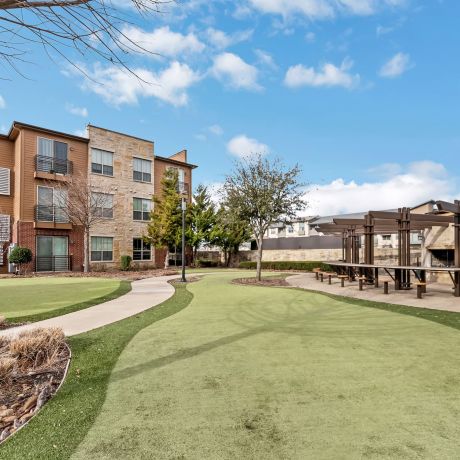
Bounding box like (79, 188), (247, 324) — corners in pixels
(0, 269), (179, 281)
(232, 277), (290, 287)
(0, 327), (70, 443)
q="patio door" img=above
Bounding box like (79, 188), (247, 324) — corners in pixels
(36, 236), (69, 272)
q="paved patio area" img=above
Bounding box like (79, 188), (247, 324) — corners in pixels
(287, 273), (460, 312)
(1, 274), (179, 337)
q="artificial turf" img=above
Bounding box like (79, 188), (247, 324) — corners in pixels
(0, 282), (192, 460)
(71, 272), (460, 459)
(3, 272), (460, 459)
(0, 278), (131, 323)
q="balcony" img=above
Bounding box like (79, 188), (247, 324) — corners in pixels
(36, 255), (71, 272)
(177, 182), (190, 195)
(34, 205), (72, 229)
(35, 155), (73, 180)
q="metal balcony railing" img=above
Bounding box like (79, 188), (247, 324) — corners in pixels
(36, 255), (71, 272)
(35, 205), (70, 223)
(35, 155), (73, 175)
(177, 182), (190, 194)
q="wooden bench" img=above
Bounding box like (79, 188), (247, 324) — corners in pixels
(356, 276), (367, 291)
(415, 282), (427, 299)
(337, 274), (348, 287)
(313, 268), (322, 280)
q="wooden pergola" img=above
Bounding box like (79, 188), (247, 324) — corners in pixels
(315, 201), (460, 296)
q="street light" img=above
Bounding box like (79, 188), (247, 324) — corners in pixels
(181, 196), (187, 283)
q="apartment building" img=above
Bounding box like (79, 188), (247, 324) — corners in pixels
(0, 122), (196, 273)
(87, 125), (196, 271)
(0, 122), (88, 273)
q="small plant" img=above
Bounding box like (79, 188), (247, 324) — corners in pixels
(8, 246), (33, 275)
(120, 255), (132, 271)
(196, 259), (218, 268)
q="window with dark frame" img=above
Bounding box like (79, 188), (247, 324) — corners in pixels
(92, 193), (113, 219)
(133, 238), (151, 261)
(133, 197), (151, 221)
(37, 137), (69, 174)
(91, 236), (113, 261)
(91, 148), (113, 176)
(133, 158), (152, 183)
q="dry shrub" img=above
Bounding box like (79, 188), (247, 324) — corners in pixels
(0, 315), (5, 324)
(0, 357), (16, 383)
(9, 328), (65, 369)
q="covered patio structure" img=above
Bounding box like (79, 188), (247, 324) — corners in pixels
(315, 201), (460, 297)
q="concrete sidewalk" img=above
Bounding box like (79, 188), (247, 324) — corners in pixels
(1, 274), (179, 337)
(287, 273), (460, 312)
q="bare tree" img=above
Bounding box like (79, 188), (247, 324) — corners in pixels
(0, 0), (167, 76)
(223, 155), (307, 281)
(52, 173), (113, 272)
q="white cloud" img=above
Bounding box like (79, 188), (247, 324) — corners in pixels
(66, 103), (88, 117)
(306, 161), (456, 216)
(120, 25), (205, 59)
(208, 124), (224, 135)
(74, 128), (89, 138)
(211, 52), (261, 91)
(78, 61), (201, 107)
(254, 49), (277, 69)
(227, 134), (269, 158)
(195, 133), (207, 141)
(284, 58), (360, 89)
(205, 28), (253, 49)
(379, 52), (413, 78)
(305, 31), (316, 42)
(0, 95), (5, 109)
(246, 0), (405, 20)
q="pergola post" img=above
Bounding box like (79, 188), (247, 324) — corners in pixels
(454, 200), (460, 297)
(363, 214), (375, 283)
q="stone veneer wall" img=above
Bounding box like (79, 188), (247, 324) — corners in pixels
(88, 126), (156, 270)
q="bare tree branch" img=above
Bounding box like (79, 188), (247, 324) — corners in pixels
(0, 0), (170, 78)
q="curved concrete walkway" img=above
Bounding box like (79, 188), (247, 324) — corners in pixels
(287, 272), (460, 312)
(1, 275), (179, 337)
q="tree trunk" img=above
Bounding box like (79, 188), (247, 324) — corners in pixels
(227, 251), (232, 267)
(84, 228), (90, 273)
(193, 247), (197, 267)
(256, 236), (263, 281)
(164, 248), (170, 269)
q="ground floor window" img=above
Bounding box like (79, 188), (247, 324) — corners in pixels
(91, 236), (113, 261)
(430, 249), (454, 267)
(133, 238), (151, 261)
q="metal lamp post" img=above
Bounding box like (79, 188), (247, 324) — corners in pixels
(181, 196), (187, 283)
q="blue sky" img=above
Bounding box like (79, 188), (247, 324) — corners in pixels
(1, 0), (459, 214)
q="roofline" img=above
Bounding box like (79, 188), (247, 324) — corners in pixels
(87, 124), (154, 145)
(410, 199), (436, 210)
(155, 155), (198, 169)
(9, 121), (89, 143)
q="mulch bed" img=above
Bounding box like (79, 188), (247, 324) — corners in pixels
(0, 269), (179, 281)
(232, 277), (290, 287)
(0, 322), (28, 331)
(0, 330), (71, 443)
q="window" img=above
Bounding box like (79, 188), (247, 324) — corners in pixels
(133, 198), (151, 221)
(91, 237), (113, 261)
(37, 138), (68, 174)
(382, 235), (391, 241)
(168, 167), (186, 192)
(0, 167), (10, 195)
(36, 186), (68, 223)
(92, 193), (113, 218)
(91, 148), (113, 176)
(133, 158), (152, 182)
(0, 214), (10, 242)
(133, 238), (151, 261)
(287, 225), (294, 233)
(269, 228), (277, 236)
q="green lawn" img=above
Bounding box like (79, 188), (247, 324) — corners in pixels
(0, 277), (131, 323)
(3, 272), (460, 459)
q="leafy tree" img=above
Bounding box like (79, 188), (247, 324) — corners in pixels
(210, 204), (251, 267)
(223, 154), (306, 281)
(8, 246), (32, 274)
(145, 168), (183, 269)
(187, 185), (216, 264)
